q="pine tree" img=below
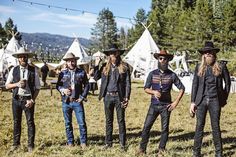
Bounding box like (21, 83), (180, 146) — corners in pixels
(117, 27), (127, 50)
(0, 22), (7, 48)
(127, 8), (147, 48)
(91, 8), (118, 51)
(213, 0), (236, 51)
(193, 0), (214, 48)
(4, 18), (21, 42)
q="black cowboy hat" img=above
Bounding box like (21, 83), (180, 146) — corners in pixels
(103, 44), (125, 56)
(153, 50), (174, 61)
(198, 41), (220, 54)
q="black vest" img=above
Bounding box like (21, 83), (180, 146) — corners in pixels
(12, 65), (36, 98)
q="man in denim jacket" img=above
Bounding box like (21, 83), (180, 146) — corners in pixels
(56, 52), (89, 148)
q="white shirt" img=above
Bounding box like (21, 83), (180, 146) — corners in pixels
(5, 65), (41, 96)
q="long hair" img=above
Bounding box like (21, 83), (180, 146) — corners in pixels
(197, 54), (221, 77)
(103, 56), (128, 75)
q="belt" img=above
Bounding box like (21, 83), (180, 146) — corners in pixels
(106, 91), (119, 96)
(17, 95), (32, 101)
(64, 96), (76, 103)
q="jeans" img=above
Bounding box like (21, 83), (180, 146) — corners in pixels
(104, 95), (126, 146)
(140, 103), (171, 151)
(12, 98), (35, 148)
(62, 101), (87, 145)
(193, 97), (222, 157)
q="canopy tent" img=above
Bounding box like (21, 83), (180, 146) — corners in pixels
(123, 28), (160, 79)
(0, 36), (20, 76)
(58, 38), (91, 67)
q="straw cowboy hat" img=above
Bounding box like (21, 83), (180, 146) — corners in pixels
(62, 52), (80, 61)
(103, 44), (125, 56)
(12, 47), (35, 58)
(198, 41), (220, 54)
(153, 50), (174, 61)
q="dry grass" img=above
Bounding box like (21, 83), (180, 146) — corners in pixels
(0, 80), (236, 157)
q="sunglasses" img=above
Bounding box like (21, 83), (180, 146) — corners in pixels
(203, 51), (215, 55)
(158, 57), (168, 61)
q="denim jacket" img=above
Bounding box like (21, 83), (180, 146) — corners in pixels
(56, 67), (89, 102)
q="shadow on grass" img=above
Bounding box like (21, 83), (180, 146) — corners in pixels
(87, 129), (161, 146)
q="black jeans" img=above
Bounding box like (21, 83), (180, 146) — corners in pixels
(12, 98), (35, 148)
(193, 97), (222, 157)
(104, 95), (126, 146)
(140, 103), (171, 151)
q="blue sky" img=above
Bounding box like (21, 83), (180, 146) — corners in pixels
(0, 0), (151, 39)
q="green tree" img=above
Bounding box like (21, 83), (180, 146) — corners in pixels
(213, 0), (236, 51)
(91, 8), (118, 50)
(4, 18), (21, 42)
(127, 8), (147, 48)
(0, 22), (7, 48)
(192, 0), (214, 48)
(117, 27), (127, 50)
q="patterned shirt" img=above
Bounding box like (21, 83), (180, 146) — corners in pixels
(144, 69), (185, 104)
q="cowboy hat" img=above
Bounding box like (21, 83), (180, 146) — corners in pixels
(103, 44), (125, 56)
(153, 50), (174, 61)
(12, 47), (35, 58)
(198, 41), (220, 54)
(62, 52), (80, 61)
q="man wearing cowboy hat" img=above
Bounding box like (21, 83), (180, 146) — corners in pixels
(136, 50), (185, 156)
(94, 44), (131, 151)
(190, 41), (231, 157)
(5, 47), (40, 152)
(56, 52), (89, 149)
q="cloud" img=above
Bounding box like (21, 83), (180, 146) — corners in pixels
(28, 11), (97, 28)
(0, 5), (16, 14)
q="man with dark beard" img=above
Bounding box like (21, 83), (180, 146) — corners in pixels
(5, 47), (40, 153)
(136, 50), (185, 156)
(190, 41), (231, 157)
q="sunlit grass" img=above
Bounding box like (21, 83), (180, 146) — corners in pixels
(0, 80), (235, 157)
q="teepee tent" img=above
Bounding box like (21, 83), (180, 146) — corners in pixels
(0, 36), (20, 74)
(123, 28), (160, 79)
(58, 38), (91, 66)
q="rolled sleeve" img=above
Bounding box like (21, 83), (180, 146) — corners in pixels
(144, 71), (153, 89)
(5, 68), (14, 86)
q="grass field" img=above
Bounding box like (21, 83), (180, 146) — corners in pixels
(0, 80), (236, 157)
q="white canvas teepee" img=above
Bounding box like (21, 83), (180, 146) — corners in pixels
(123, 28), (160, 79)
(0, 36), (20, 74)
(58, 38), (91, 66)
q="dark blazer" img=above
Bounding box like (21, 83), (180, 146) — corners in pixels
(94, 63), (131, 101)
(191, 63), (231, 107)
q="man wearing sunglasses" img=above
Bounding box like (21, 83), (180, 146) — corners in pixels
(136, 50), (185, 156)
(190, 41), (231, 157)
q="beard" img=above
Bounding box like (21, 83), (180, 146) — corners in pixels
(205, 56), (215, 65)
(158, 62), (168, 71)
(19, 60), (28, 67)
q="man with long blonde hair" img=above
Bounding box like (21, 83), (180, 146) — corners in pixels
(190, 41), (231, 157)
(94, 44), (131, 151)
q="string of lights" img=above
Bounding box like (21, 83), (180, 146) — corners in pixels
(12, 0), (134, 21)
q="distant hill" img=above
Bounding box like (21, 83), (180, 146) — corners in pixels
(20, 32), (92, 55)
